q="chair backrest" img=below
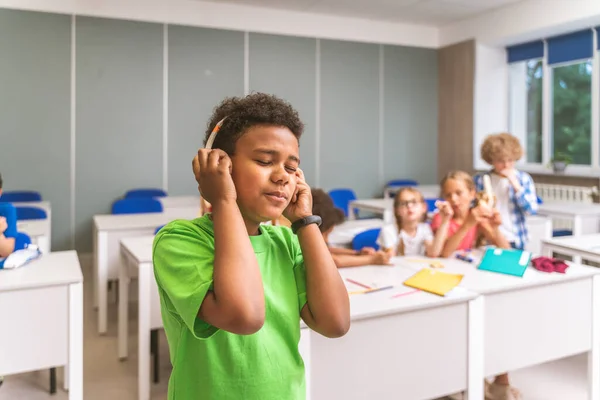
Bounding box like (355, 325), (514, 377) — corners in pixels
(328, 188), (357, 217)
(112, 198), (163, 215)
(351, 228), (381, 251)
(14, 232), (32, 250)
(125, 188), (167, 198)
(15, 206), (47, 221)
(0, 191), (42, 202)
(537, 196), (544, 204)
(386, 179), (418, 188)
(154, 224), (165, 235)
(425, 198), (439, 213)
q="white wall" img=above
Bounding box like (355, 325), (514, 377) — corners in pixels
(473, 43), (509, 171)
(441, 0), (600, 47)
(0, 0), (439, 48)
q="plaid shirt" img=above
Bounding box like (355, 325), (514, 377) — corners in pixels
(473, 170), (538, 250)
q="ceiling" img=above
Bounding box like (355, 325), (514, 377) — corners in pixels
(202, 0), (526, 26)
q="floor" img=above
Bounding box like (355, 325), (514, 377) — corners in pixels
(1, 256), (592, 400)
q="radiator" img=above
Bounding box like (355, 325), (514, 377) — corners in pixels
(536, 183), (598, 231)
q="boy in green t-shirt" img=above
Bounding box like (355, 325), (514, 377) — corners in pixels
(153, 93), (350, 400)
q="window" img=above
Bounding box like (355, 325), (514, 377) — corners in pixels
(552, 60), (592, 165)
(507, 29), (597, 170)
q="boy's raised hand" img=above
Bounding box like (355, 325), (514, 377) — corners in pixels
(283, 168), (312, 223)
(192, 149), (237, 205)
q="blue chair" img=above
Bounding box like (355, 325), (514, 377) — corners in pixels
(0, 191), (42, 202)
(15, 206), (47, 220)
(125, 188), (167, 198)
(14, 232), (32, 250)
(352, 228), (382, 251)
(425, 198), (440, 213)
(537, 196), (544, 204)
(553, 229), (572, 237)
(328, 188), (357, 217)
(386, 179), (419, 188)
(112, 198), (163, 215)
(155, 225), (165, 235)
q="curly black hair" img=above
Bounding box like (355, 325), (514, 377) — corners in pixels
(311, 188), (345, 233)
(204, 93), (304, 155)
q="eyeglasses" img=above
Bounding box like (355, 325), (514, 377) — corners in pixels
(395, 199), (420, 208)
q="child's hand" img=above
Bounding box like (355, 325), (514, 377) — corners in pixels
(488, 209), (502, 227)
(360, 247), (376, 255)
(372, 250), (392, 266)
(467, 206), (488, 226)
(192, 149), (236, 205)
(435, 200), (454, 220)
(283, 168), (312, 223)
(0, 217), (7, 234)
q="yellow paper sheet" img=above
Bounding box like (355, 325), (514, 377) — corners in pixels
(403, 268), (463, 296)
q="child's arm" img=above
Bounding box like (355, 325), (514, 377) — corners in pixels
(478, 210), (511, 249)
(332, 250), (391, 268)
(0, 217), (15, 257)
(287, 170), (350, 338)
(502, 170), (538, 215)
(329, 246), (360, 255)
(194, 150), (265, 335)
(429, 202), (454, 257)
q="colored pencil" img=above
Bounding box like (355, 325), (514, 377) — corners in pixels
(345, 278), (372, 289)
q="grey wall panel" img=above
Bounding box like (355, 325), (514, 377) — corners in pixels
(320, 40), (380, 198)
(0, 9), (71, 250)
(76, 17), (164, 251)
(168, 26), (245, 196)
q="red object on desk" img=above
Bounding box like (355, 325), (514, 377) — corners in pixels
(531, 257), (569, 274)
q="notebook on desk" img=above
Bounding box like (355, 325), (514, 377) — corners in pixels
(403, 268), (464, 296)
(477, 248), (532, 277)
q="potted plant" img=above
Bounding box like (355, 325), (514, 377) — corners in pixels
(550, 152), (572, 173)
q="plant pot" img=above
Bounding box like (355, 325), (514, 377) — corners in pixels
(552, 161), (568, 173)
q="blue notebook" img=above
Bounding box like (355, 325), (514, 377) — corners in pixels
(477, 248), (532, 277)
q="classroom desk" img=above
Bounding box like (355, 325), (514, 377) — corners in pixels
(157, 195), (201, 211)
(17, 219), (51, 253)
(0, 251), (83, 399)
(117, 240), (483, 400)
(328, 218), (385, 248)
(526, 215), (552, 256)
(396, 255), (600, 398)
(347, 198), (394, 223)
(383, 184), (440, 199)
(310, 265), (483, 400)
(538, 202), (600, 236)
(93, 206), (199, 334)
(541, 233), (600, 264)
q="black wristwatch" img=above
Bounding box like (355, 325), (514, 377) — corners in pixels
(291, 215), (322, 234)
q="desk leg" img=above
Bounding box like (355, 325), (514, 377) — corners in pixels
(118, 252), (130, 360)
(588, 275), (600, 400)
(466, 296), (484, 400)
(573, 216), (583, 237)
(68, 282), (83, 400)
(97, 232), (108, 334)
(139, 265), (151, 400)
(541, 244), (553, 258)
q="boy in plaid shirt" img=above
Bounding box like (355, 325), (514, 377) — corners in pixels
(474, 133), (538, 250)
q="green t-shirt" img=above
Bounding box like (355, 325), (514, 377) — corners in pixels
(153, 215), (308, 400)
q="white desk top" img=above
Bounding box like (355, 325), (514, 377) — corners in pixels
(120, 236), (154, 264)
(538, 202), (600, 217)
(350, 198), (394, 208)
(328, 218), (385, 246)
(395, 255), (600, 296)
(339, 265), (478, 321)
(17, 219), (49, 237)
(0, 250), (82, 292)
(94, 207), (200, 231)
(158, 195), (201, 209)
(542, 233), (600, 253)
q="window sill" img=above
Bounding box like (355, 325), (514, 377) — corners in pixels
(518, 164), (600, 179)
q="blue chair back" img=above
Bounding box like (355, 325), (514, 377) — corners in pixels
(352, 228), (381, 251)
(386, 179), (418, 188)
(112, 198), (163, 215)
(537, 196), (543, 204)
(14, 232), (32, 250)
(328, 188), (357, 217)
(0, 191), (42, 202)
(125, 188), (167, 198)
(15, 206), (47, 221)
(425, 198), (440, 213)
(155, 225), (165, 235)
